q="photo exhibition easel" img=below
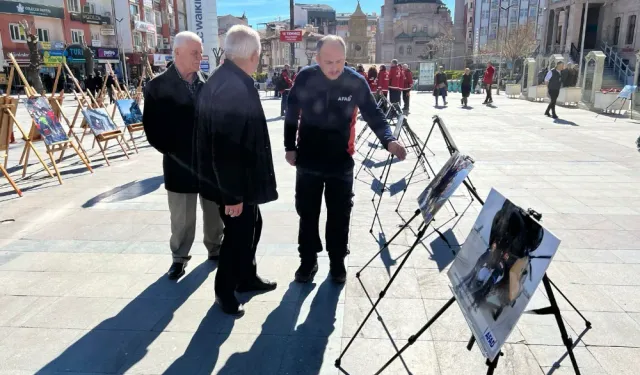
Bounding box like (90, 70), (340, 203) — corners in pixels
(7, 54), (93, 184)
(0, 65), (22, 196)
(112, 101), (146, 153)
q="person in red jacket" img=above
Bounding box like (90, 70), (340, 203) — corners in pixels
(483, 62), (495, 105)
(356, 64), (368, 80)
(367, 65), (378, 93)
(280, 64), (293, 116)
(378, 64), (389, 113)
(388, 59), (404, 109)
(402, 63), (413, 114)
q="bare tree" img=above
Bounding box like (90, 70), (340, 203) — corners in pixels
(478, 40), (499, 63)
(431, 26), (455, 68)
(18, 20), (43, 94)
(501, 23), (538, 77)
(212, 47), (225, 66)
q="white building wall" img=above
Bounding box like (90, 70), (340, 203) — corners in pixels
(32, 18), (65, 42)
(185, 0), (219, 66)
(114, 0), (133, 53)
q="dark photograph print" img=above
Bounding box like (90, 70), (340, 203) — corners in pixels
(24, 97), (69, 146)
(416, 152), (474, 224)
(448, 188), (561, 361)
(82, 108), (118, 136)
(116, 99), (143, 125)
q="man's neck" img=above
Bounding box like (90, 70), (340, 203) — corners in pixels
(175, 64), (196, 83)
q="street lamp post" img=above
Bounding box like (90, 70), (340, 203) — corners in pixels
(577, 0), (590, 85)
(305, 50), (315, 65)
(496, 2), (515, 95)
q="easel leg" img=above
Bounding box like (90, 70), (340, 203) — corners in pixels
(97, 139), (111, 166)
(548, 277), (592, 328)
(485, 352), (504, 375)
(336, 223), (429, 368)
(369, 155), (393, 236)
(47, 149), (63, 185)
(70, 142), (94, 173)
(0, 164), (22, 197)
(117, 136), (130, 159)
(129, 128), (139, 153)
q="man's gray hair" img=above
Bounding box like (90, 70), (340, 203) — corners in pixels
(316, 35), (346, 53)
(173, 31), (202, 58)
(224, 25), (261, 60)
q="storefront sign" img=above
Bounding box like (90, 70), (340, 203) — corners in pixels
(134, 20), (156, 33)
(153, 54), (172, 66)
(92, 40), (101, 47)
(0, 1), (64, 19)
(143, 0), (152, 7)
(3, 49), (30, 66)
(63, 44), (86, 64)
(101, 26), (116, 36)
(280, 30), (303, 42)
(70, 12), (109, 25)
(92, 47), (119, 63)
(39, 41), (65, 51)
(200, 55), (209, 72)
(186, 0), (219, 70)
(418, 61), (435, 89)
(43, 50), (64, 67)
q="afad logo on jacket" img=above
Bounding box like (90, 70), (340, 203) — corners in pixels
(337, 95), (352, 102)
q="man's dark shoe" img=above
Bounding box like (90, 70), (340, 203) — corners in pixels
(237, 276), (277, 293)
(295, 260), (318, 283)
(545, 112), (551, 117)
(215, 295), (245, 317)
(208, 249), (220, 261)
(552, 115), (559, 119)
(330, 259), (347, 284)
(167, 262), (186, 280)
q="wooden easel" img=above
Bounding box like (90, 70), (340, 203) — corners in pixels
(110, 99), (146, 153)
(80, 107), (130, 166)
(7, 54), (93, 184)
(0, 84), (22, 196)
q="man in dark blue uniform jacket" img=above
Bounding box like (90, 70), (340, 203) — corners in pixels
(284, 35), (407, 284)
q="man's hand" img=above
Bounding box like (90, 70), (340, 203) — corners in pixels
(225, 203), (243, 218)
(285, 151), (297, 166)
(388, 141), (407, 161)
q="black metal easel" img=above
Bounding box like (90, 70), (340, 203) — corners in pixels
(343, 209), (592, 375)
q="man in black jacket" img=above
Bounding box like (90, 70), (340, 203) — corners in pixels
(197, 25), (278, 316)
(143, 31), (224, 280)
(285, 35), (407, 284)
(544, 61), (564, 119)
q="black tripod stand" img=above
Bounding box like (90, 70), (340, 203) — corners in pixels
(358, 210), (592, 375)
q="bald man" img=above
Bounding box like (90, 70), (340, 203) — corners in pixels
(284, 35), (407, 284)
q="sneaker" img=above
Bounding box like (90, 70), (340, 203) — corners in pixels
(329, 259), (347, 284)
(295, 260), (318, 283)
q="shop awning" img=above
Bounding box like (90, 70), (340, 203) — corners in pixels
(97, 59), (120, 64)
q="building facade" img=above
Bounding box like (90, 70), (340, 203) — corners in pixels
(260, 22), (322, 69)
(294, 3), (335, 35)
(337, 8), (377, 63)
(379, 0), (455, 69)
(217, 13), (248, 54)
(345, 3), (370, 64)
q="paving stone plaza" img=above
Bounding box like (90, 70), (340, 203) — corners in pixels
(1, 91), (640, 374)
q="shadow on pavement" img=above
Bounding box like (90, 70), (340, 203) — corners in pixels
(35, 261), (217, 374)
(82, 175), (163, 208)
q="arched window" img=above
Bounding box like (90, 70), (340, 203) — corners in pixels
(407, 46), (412, 55)
(399, 46), (404, 55)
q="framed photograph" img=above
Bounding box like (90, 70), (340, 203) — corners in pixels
(24, 97), (69, 146)
(115, 99), (143, 126)
(81, 108), (118, 136)
(417, 152), (474, 224)
(448, 188), (561, 361)
(433, 115), (458, 153)
(393, 114), (404, 138)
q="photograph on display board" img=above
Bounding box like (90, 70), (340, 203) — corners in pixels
(81, 108), (118, 136)
(435, 116), (458, 152)
(24, 97), (69, 145)
(448, 188), (561, 361)
(115, 99), (143, 125)
(393, 114), (404, 138)
(417, 152), (474, 224)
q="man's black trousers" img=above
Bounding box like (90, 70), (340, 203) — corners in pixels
(402, 90), (410, 111)
(484, 84), (493, 102)
(389, 89), (401, 104)
(215, 204), (261, 300)
(295, 167), (354, 262)
(546, 89), (559, 116)
(280, 90), (289, 116)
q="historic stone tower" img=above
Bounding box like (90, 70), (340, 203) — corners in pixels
(346, 2), (370, 64)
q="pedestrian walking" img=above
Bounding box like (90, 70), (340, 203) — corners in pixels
(482, 62), (495, 104)
(434, 66), (448, 106)
(280, 64), (293, 116)
(461, 68), (472, 107)
(388, 59), (404, 109)
(544, 61), (564, 119)
(402, 63), (413, 114)
(472, 69), (480, 94)
(378, 64), (389, 112)
(196, 25), (278, 316)
(284, 35), (407, 284)
(143, 31), (224, 280)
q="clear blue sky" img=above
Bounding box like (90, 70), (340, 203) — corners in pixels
(217, 0), (456, 28)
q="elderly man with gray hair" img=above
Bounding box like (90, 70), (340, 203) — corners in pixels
(143, 31), (224, 281)
(196, 25), (278, 316)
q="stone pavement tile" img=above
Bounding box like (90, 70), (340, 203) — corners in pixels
(516, 314), (582, 346)
(292, 283), (344, 338)
(100, 297), (183, 332)
(20, 296), (117, 330)
(338, 337), (439, 375)
(0, 252), (63, 271)
(121, 261), (216, 300)
(611, 250), (640, 264)
(416, 268), (456, 300)
(258, 255), (331, 280)
(123, 241), (171, 254)
(0, 327), (84, 372)
(220, 299), (298, 336)
(95, 253), (165, 274)
(598, 285), (640, 312)
(574, 263), (640, 286)
(433, 341), (541, 375)
(422, 299), (472, 342)
(562, 311), (640, 347)
(0, 271), (72, 296)
(132, 224), (172, 242)
(550, 284), (624, 313)
(346, 265), (421, 300)
(25, 221), (148, 242)
(154, 299), (223, 334)
(343, 297), (430, 341)
(0, 327), (14, 346)
(630, 312), (640, 326)
(277, 335), (342, 375)
(0, 296), (42, 326)
(604, 215), (640, 231)
(528, 345), (606, 374)
(557, 249), (624, 264)
(588, 346), (640, 375)
(65, 273), (145, 299)
(121, 331), (214, 375)
(545, 261), (594, 286)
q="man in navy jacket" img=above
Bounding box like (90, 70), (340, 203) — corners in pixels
(284, 35), (407, 283)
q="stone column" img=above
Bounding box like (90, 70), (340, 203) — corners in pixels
(632, 51), (640, 117)
(551, 10), (559, 53)
(560, 7), (569, 54)
(582, 50), (605, 103)
(526, 58), (536, 88)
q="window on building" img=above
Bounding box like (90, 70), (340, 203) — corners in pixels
(169, 13), (175, 29)
(422, 25), (427, 32)
(295, 58), (299, 65)
(9, 24), (25, 42)
(529, 7), (537, 17)
(145, 8), (154, 23)
(133, 32), (142, 49)
(613, 17), (621, 45)
(406, 46), (412, 55)
(519, 8), (527, 18)
(295, 43), (300, 48)
(37, 28), (49, 42)
(157, 34), (163, 48)
(130, 4), (139, 19)
(71, 29), (84, 44)
(155, 10), (162, 27)
(67, 0), (80, 13)
(626, 15), (636, 45)
(491, 10), (498, 20)
(482, 10), (490, 19)
(147, 33), (156, 49)
(398, 46), (404, 55)
(480, 26), (488, 36)
(84, 3), (95, 14)
(412, 25), (417, 33)
(556, 26), (562, 43)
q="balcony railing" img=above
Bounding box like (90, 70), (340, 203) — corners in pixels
(602, 42), (635, 85)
